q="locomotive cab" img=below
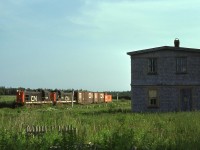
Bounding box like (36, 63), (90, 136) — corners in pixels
(16, 90), (25, 105)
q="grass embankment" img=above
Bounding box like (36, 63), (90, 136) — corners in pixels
(0, 99), (200, 149)
(0, 95), (15, 108)
(0, 95), (15, 102)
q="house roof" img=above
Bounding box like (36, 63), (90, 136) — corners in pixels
(127, 46), (200, 56)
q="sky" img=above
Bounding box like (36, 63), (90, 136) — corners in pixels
(1, 0), (200, 91)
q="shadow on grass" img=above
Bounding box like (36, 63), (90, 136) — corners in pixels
(81, 108), (132, 116)
(0, 101), (17, 109)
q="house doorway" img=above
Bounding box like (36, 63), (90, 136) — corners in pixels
(180, 88), (192, 111)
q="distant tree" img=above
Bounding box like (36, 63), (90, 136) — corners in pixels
(0, 87), (5, 95)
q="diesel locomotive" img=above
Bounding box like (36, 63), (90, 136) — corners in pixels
(16, 89), (112, 105)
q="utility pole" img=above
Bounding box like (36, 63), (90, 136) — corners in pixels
(117, 93), (118, 102)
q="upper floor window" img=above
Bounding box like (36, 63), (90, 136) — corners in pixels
(176, 57), (187, 74)
(148, 58), (157, 74)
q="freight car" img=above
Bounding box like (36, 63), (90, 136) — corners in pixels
(52, 90), (74, 103)
(16, 89), (112, 105)
(71, 91), (112, 104)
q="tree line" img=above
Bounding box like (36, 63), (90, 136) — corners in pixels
(0, 87), (17, 95)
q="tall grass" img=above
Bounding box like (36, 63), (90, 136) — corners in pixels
(0, 100), (200, 149)
(0, 95), (15, 102)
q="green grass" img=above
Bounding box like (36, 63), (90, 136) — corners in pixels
(0, 95), (16, 109)
(0, 99), (200, 149)
(0, 95), (15, 102)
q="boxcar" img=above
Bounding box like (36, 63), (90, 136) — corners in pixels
(93, 92), (99, 103)
(98, 92), (105, 103)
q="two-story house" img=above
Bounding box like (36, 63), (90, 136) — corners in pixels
(127, 39), (200, 112)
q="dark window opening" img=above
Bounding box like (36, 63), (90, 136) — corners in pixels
(148, 58), (157, 74)
(176, 57), (187, 74)
(150, 98), (157, 105)
(25, 95), (29, 101)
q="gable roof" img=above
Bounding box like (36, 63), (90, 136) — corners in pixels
(127, 46), (200, 56)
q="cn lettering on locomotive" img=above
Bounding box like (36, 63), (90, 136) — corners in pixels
(31, 96), (37, 102)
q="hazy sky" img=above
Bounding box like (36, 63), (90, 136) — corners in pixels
(1, 0), (200, 91)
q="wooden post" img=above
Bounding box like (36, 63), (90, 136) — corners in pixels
(72, 89), (74, 108)
(36, 126), (38, 134)
(42, 126), (44, 133)
(26, 125), (30, 134)
(74, 128), (78, 135)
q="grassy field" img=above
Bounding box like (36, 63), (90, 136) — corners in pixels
(0, 98), (200, 149)
(0, 95), (16, 109)
(0, 95), (15, 102)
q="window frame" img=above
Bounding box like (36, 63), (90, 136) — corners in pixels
(148, 58), (157, 75)
(148, 89), (159, 108)
(176, 57), (187, 74)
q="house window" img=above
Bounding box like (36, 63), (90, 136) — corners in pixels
(148, 58), (157, 74)
(148, 89), (158, 108)
(176, 57), (187, 73)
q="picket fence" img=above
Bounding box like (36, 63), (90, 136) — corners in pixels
(25, 125), (78, 136)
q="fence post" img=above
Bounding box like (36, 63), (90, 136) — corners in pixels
(42, 126), (44, 133)
(72, 89), (74, 108)
(33, 126), (35, 134)
(36, 126), (38, 135)
(74, 128), (78, 135)
(26, 125), (30, 133)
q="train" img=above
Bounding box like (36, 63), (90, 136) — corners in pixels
(16, 89), (112, 105)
